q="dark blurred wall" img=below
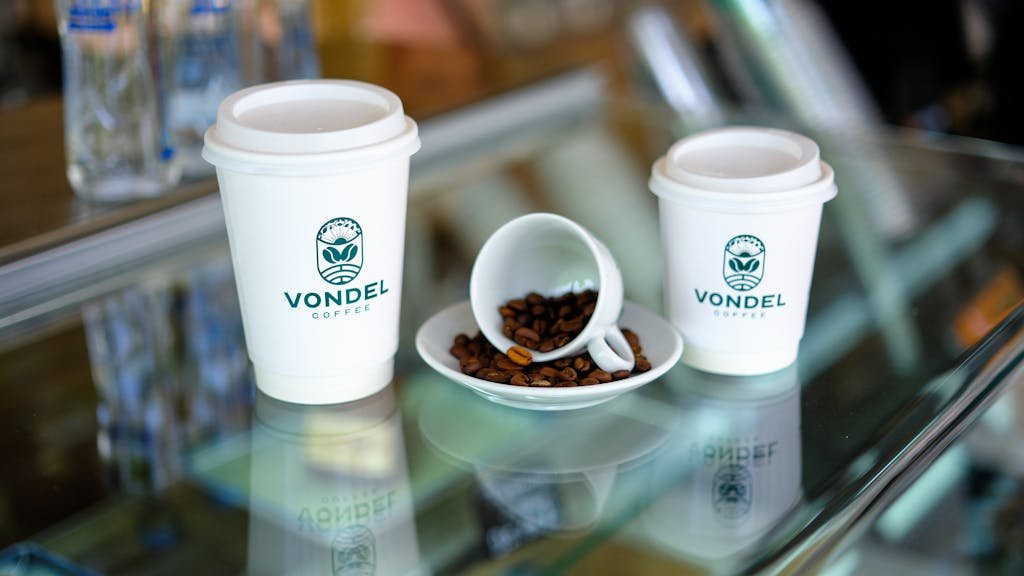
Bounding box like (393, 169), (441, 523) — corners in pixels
(818, 0), (1023, 144)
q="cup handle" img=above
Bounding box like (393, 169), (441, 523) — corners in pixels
(587, 326), (635, 373)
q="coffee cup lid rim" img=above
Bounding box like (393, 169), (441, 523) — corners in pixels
(649, 158), (837, 213)
(202, 79), (420, 174)
(649, 126), (837, 212)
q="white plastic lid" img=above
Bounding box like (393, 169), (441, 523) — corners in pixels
(203, 80), (420, 174)
(649, 127), (837, 213)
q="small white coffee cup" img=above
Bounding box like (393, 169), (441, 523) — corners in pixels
(203, 80), (420, 404)
(469, 213), (635, 373)
(649, 127), (837, 376)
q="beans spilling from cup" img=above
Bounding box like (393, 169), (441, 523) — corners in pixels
(449, 290), (652, 387)
(501, 290), (597, 352)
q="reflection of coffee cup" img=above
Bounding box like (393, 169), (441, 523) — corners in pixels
(203, 80), (420, 404)
(649, 127), (836, 375)
(645, 365), (802, 562)
(475, 465), (617, 535)
(418, 381), (670, 541)
(247, 383), (422, 576)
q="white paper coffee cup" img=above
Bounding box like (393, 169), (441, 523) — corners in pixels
(649, 127), (836, 375)
(203, 80), (420, 404)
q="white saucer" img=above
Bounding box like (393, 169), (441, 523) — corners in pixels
(415, 300), (683, 410)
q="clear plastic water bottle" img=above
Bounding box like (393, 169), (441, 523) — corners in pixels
(56, 0), (180, 201)
(160, 0), (242, 177)
(270, 0), (319, 81)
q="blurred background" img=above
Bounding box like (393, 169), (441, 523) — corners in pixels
(1, 0), (1021, 141)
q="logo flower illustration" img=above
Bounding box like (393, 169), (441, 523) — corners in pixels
(316, 217), (364, 285)
(723, 235), (765, 292)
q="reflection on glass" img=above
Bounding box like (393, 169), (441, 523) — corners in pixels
(83, 259), (253, 493)
(644, 365), (802, 564)
(248, 383), (422, 576)
(181, 261), (253, 444)
(83, 284), (180, 493)
(419, 383), (671, 556)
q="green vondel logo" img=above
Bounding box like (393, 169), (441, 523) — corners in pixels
(331, 525), (376, 575)
(723, 235), (765, 292)
(317, 217), (364, 285)
(713, 463), (752, 519)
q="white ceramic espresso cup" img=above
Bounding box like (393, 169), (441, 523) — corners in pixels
(202, 80), (420, 404)
(649, 127), (837, 376)
(469, 213), (635, 373)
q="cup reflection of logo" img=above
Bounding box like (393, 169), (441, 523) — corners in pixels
(317, 217), (364, 286)
(713, 464), (752, 519)
(331, 525), (376, 576)
(723, 235), (765, 292)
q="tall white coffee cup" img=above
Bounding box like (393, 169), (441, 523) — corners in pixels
(203, 80), (420, 404)
(649, 127), (837, 375)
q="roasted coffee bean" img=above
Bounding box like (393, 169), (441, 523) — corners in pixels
(582, 302), (596, 316)
(461, 358), (482, 375)
(538, 340), (556, 352)
(513, 326), (540, 346)
(507, 346), (533, 366)
(499, 306), (516, 318)
(531, 318), (548, 335)
(479, 369), (512, 383)
(494, 357), (521, 371)
(468, 341), (482, 355)
(509, 373), (529, 386)
(559, 367), (578, 381)
(635, 355), (652, 372)
(611, 370), (631, 381)
(554, 334), (572, 347)
(573, 357), (591, 372)
(558, 304), (573, 318)
(508, 299), (528, 312)
(553, 357), (572, 369)
(559, 317), (584, 332)
(532, 379), (552, 387)
(539, 366), (560, 379)
(588, 370), (612, 383)
(455, 333), (470, 346)
(556, 381), (577, 387)
(526, 292), (545, 305)
(507, 344), (532, 362)
(450, 344), (468, 358)
(580, 377), (599, 386)
(530, 304), (546, 316)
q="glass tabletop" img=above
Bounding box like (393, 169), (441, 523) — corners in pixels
(1, 71), (1023, 575)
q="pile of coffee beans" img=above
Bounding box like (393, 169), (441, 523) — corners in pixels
(500, 289), (597, 352)
(448, 291), (652, 387)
